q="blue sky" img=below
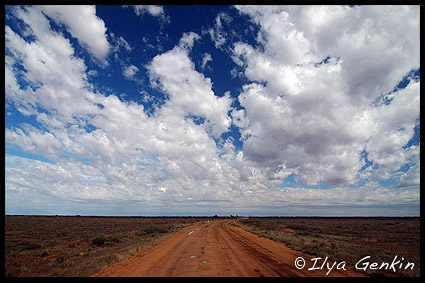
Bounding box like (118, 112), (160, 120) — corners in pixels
(5, 5), (420, 216)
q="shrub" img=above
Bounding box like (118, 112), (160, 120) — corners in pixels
(142, 224), (168, 235)
(91, 236), (106, 247)
(24, 243), (42, 250)
(55, 256), (67, 266)
(110, 238), (121, 243)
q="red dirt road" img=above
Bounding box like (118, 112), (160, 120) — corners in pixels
(94, 220), (365, 277)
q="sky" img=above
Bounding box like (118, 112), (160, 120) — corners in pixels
(4, 5), (420, 216)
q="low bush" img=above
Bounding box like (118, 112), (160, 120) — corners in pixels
(142, 224), (168, 235)
(92, 236), (106, 247)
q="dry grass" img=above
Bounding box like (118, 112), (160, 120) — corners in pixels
(235, 217), (420, 277)
(5, 215), (216, 277)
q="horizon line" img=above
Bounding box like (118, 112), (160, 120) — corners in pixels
(4, 214), (420, 218)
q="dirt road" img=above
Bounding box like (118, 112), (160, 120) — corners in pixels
(94, 220), (365, 277)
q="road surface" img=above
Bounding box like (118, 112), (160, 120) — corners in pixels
(94, 220), (365, 277)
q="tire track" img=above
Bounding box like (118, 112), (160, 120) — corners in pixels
(94, 220), (366, 277)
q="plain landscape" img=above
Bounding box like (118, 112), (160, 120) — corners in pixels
(4, 5), (420, 278)
(5, 215), (210, 276)
(4, 215), (420, 277)
(235, 217), (420, 277)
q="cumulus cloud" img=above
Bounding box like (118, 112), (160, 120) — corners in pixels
(6, 8), (238, 214)
(4, 5), (420, 216)
(41, 5), (110, 60)
(232, 5), (420, 186)
(148, 43), (232, 138)
(5, 6), (95, 123)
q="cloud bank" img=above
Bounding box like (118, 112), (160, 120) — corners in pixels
(5, 5), (420, 216)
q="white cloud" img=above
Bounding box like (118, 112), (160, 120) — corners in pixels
(131, 5), (164, 17)
(5, 7), (95, 124)
(233, 5), (420, 186)
(6, 126), (63, 160)
(207, 12), (232, 49)
(178, 31), (201, 50)
(6, 10), (239, 214)
(148, 41), (232, 138)
(41, 5), (110, 60)
(235, 5), (419, 104)
(5, 153), (419, 216)
(201, 52), (212, 70)
(4, 5), (420, 216)
(123, 5), (168, 23)
(122, 64), (139, 79)
(110, 33), (133, 53)
(398, 161), (420, 188)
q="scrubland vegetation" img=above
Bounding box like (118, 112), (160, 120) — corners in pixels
(235, 217), (420, 277)
(5, 215), (211, 276)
